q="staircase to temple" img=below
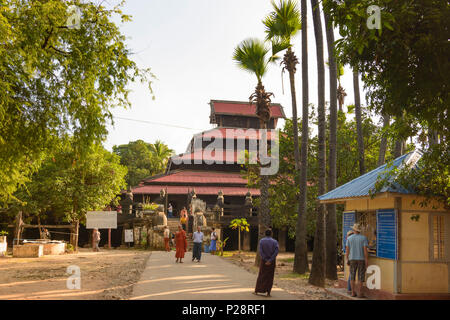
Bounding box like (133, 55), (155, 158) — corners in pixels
(167, 218), (193, 251)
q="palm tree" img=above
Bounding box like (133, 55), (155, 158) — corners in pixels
(324, 8), (337, 280)
(149, 140), (174, 173)
(262, 0), (308, 274)
(377, 114), (390, 166)
(336, 62), (346, 113)
(233, 38), (276, 266)
(308, 0), (326, 288)
(353, 70), (365, 175)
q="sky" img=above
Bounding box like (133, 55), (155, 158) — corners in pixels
(104, 0), (368, 155)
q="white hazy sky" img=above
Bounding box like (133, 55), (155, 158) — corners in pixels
(104, 0), (368, 155)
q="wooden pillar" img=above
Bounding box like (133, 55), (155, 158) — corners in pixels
(278, 228), (287, 252)
(243, 230), (251, 251)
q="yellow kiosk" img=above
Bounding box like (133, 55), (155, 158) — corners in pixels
(319, 150), (450, 299)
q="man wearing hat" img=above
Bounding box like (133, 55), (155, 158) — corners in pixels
(345, 223), (368, 298)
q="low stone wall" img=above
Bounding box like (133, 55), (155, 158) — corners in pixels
(42, 242), (66, 255)
(13, 244), (44, 258)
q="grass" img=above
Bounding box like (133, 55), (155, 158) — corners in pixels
(279, 272), (310, 280)
(279, 257), (295, 263)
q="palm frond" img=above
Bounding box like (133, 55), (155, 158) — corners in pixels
(263, 0), (301, 42)
(232, 38), (270, 81)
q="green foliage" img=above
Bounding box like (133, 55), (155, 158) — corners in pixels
(0, 0), (155, 203)
(373, 144), (449, 209)
(263, 0), (301, 46)
(0, 230), (8, 236)
(244, 104), (394, 239)
(112, 140), (173, 187)
(232, 38), (274, 83)
(216, 237), (230, 256)
(324, 0), (448, 137)
(230, 218), (250, 233)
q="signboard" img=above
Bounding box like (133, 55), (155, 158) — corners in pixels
(343, 211), (355, 253)
(86, 211), (117, 229)
(124, 229), (134, 243)
(376, 209), (397, 260)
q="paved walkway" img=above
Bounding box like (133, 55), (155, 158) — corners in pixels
(131, 251), (298, 300)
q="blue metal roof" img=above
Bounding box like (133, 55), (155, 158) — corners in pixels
(318, 150), (422, 201)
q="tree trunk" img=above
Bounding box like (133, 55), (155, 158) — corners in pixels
(353, 70), (365, 175)
(255, 121), (272, 267)
(71, 220), (80, 252)
(293, 0), (309, 274)
(377, 114), (390, 166)
(394, 139), (403, 158)
(324, 10), (337, 280)
(309, 0), (326, 287)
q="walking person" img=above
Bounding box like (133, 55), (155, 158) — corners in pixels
(163, 226), (170, 252)
(180, 207), (188, 231)
(345, 223), (369, 298)
(175, 225), (187, 263)
(168, 203), (173, 218)
(345, 230), (354, 293)
(254, 229), (278, 297)
(209, 227), (218, 255)
(92, 228), (101, 252)
(192, 226), (204, 262)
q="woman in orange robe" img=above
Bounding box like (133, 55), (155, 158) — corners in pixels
(175, 225), (188, 263)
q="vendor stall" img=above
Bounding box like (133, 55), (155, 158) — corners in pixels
(320, 150), (450, 299)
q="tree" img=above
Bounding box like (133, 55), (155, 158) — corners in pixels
(113, 140), (173, 187)
(233, 38), (278, 266)
(262, 0), (308, 274)
(230, 218), (250, 253)
(308, 0), (326, 287)
(9, 139), (127, 250)
(149, 140), (174, 173)
(377, 114), (390, 166)
(323, 3), (338, 280)
(294, 0), (310, 275)
(353, 70), (365, 175)
(327, 0), (448, 138)
(0, 0), (154, 204)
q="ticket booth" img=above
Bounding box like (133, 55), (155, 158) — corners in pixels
(319, 151), (450, 299)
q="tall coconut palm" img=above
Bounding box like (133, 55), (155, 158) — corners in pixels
(233, 38), (276, 266)
(323, 8), (337, 280)
(309, 0), (326, 288)
(353, 70), (365, 175)
(377, 114), (390, 166)
(262, 0), (308, 274)
(336, 62), (346, 113)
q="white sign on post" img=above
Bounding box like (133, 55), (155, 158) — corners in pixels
(124, 229), (134, 243)
(86, 211), (117, 229)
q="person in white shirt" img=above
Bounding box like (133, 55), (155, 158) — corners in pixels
(163, 226), (170, 252)
(192, 226), (204, 262)
(209, 227), (218, 255)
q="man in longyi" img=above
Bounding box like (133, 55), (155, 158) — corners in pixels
(253, 229), (278, 297)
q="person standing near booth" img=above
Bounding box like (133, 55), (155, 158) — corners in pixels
(345, 223), (369, 298)
(180, 207), (188, 231)
(163, 226), (170, 252)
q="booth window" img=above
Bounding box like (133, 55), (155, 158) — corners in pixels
(357, 211), (377, 255)
(432, 215), (445, 260)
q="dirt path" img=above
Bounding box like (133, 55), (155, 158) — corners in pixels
(131, 251), (298, 300)
(0, 248), (150, 300)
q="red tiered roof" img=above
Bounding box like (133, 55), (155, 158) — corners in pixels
(210, 100), (285, 118)
(132, 185), (259, 196)
(142, 170), (247, 185)
(199, 128), (277, 140)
